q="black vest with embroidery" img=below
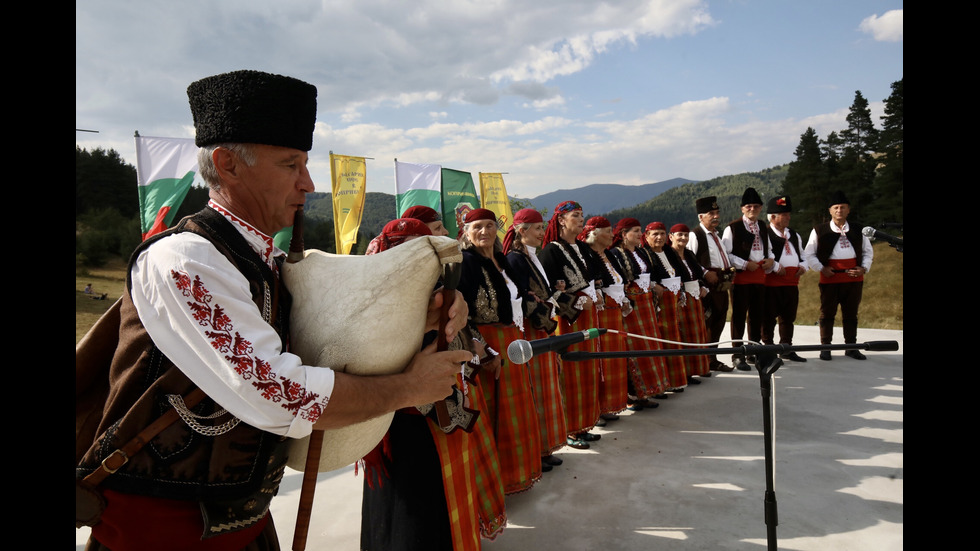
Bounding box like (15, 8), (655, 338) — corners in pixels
(766, 224), (802, 263)
(727, 218), (769, 266)
(814, 222), (864, 266)
(76, 208), (293, 538)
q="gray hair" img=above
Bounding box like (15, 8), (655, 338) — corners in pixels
(196, 143), (257, 190)
(583, 227), (601, 245)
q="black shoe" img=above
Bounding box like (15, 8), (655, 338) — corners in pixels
(712, 361), (735, 373)
(845, 349), (867, 360)
(541, 461), (553, 472)
(819, 350), (832, 361)
(600, 413), (620, 421)
(594, 417), (607, 427)
(640, 399), (660, 409)
(780, 352), (807, 363)
(543, 455), (563, 466)
(667, 387), (685, 393)
(688, 377), (702, 384)
(700, 372), (712, 377)
(654, 393), (669, 399)
(627, 403), (643, 411)
(566, 437), (590, 450)
(735, 360), (752, 371)
(578, 432), (601, 442)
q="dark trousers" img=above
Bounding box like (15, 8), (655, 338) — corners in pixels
(762, 285), (799, 345)
(730, 283), (765, 358)
(818, 281), (864, 344)
(702, 288), (729, 363)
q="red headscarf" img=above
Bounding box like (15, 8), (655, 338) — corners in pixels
(645, 221), (666, 233)
(376, 218), (432, 253)
(502, 208), (544, 254)
(543, 200), (583, 246)
(669, 223), (690, 234)
(464, 208), (496, 225)
(578, 215), (610, 242)
(400, 205), (441, 223)
(612, 217), (641, 247)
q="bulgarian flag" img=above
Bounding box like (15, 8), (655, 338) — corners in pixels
(135, 135), (204, 240)
(394, 160), (442, 219)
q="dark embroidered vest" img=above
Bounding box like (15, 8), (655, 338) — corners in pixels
(506, 250), (561, 334)
(459, 249), (515, 325)
(766, 225), (803, 263)
(76, 208), (292, 538)
(538, 240), (595, 323)
(727, 218), (769, 267)
(692, 226), (715, 269)
(814, 222), (864, 266)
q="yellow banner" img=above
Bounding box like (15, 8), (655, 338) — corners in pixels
(331, 154), (367, 255)
(479, 173), (513, 242)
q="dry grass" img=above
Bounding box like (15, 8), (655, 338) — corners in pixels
(795, 241), (903, 330)
(75, 257), (128, 344)
(75, 242), (902, 345)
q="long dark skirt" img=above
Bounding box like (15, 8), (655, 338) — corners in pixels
(361, 412), (453, 551)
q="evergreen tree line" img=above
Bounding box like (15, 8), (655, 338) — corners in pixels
(782, 78), (903, 233)
(76, 78), (901, 266)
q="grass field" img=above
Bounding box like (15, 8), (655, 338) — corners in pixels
(75, 242), (902, 345)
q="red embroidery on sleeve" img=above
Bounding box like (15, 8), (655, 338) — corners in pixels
(171, 270), (325, 423)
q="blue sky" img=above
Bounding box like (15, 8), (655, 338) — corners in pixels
(75, 1), (903, 200)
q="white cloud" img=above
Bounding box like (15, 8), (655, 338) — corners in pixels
(77, 1), (900, 201)
(859, 10), (903, 42)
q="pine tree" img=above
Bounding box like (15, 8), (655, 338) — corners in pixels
(783, 127), (827, 231)
(837, 91), (879, 216)
(870, 79), (903, 226)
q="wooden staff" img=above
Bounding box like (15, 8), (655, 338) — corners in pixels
(286, 206), (322, 551)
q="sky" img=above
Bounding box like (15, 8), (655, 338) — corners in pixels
(76, 0), (903, 200)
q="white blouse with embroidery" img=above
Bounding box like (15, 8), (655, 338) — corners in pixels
(130, 203), (334, 440)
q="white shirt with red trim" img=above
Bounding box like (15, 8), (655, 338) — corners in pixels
(130, 201), (334, 439)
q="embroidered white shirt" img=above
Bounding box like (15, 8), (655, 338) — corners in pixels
(130, 203), (335, 439)
(803, 220), (874, 272)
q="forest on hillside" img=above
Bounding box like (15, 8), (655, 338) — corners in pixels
(76, 79), (901, 266)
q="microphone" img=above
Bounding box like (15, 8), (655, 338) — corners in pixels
(862, 226), (903, 251)
(507, 328), (607, 364)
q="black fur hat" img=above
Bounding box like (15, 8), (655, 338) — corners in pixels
(187, 70), (317, 151)
(741, 187), (763, 206)
(827, 190), (850, 207)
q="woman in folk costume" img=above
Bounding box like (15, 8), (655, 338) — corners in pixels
(365, 205), (450, 255)
(537, 201), (602, 450)
(669, 223), (713, 381)
(361, 218), (507, 551)
(502, 208), (570, 472)
(580, 216), (631, 424)
(644, 221), (690, 391)
(607, 217), (670, 410)
(458, 208), (544, 495)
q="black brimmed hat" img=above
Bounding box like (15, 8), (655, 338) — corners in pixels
(767, 195), (792, 214)
(187, 70), (317, 151)
(696, 196), (719, 214)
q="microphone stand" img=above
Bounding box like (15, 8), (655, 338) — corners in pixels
(561, 340), (898, 551)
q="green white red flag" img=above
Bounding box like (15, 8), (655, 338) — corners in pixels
(135, 135), (204, 240)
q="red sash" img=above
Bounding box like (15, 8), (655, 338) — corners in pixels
(765, 265), (801, 287)
(820, 258), (861, 284)
(733, 266), (767, 285)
